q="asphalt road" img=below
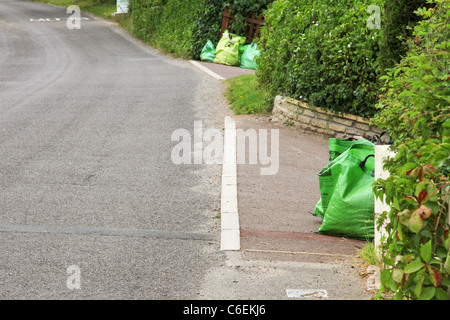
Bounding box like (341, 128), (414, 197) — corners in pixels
(0, 0), (230, 299)
(0, 0), (374, 302)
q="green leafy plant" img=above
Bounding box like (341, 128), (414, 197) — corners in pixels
(379, 0), (428, 72)
(258, 0), (384, 118)
(372, 0), (449, 300)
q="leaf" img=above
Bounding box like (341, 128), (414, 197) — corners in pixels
(418, 286), (435, 300)
(444, 252), (450, 274)
(420, 240), (432, 263)
(408, 210), (424, 234)
(406, 167), (421, 179)
(417, 204), (432, 219)
(404, 195), (419, 205)
(380, 268), (391, 287)
(431, 268), (442, 288)
(392, 268), (404, 283)
(435, 288), (450, 300)
(414, 274), (425, 297)
(422, 165), (436, 174)
(404, 260), (424, 274)
(398, 209), (411, 226)
(417, 190), (428, 204)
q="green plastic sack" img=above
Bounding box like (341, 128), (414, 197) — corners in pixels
(240, 43), (260, 70)
(314, 138), (374, 218)
(200, 40), (216, 63)
(317, 143), (375, 240)
(214, 31), (246, 66)
(328, 138), (374, 162)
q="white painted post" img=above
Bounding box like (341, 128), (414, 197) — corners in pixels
(374, 145), (395, 256)
(116, 0), (129, 14)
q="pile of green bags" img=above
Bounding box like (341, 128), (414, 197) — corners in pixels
(199, 31), (260, 70)
(314, 138), (376, 240)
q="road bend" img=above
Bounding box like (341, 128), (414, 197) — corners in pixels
(0, 0), (227, 299)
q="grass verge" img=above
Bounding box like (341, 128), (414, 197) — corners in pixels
(223, 74), (274, 115)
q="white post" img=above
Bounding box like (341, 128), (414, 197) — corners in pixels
(116, 0), (129, 14)
(374, 145), (395, 256)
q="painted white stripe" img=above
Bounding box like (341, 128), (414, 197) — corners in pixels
(220, 116), (240, 251)
(190, 60), (225, 81)
(286, 289), (328, 299)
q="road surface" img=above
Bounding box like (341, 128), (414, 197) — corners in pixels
(0, 0), (229, 299)
(0, 0), (373, 302)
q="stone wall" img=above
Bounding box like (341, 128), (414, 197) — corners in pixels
(272, 95), (382, 140)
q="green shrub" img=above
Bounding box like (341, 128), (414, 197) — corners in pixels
(372, 0), (450, 300)
(191, 0), (225, 59)
(130, 0), (203, 58)
(379, 0), (428, 72)
(130, 0), (168, 43)
(258, 0), (384, 118)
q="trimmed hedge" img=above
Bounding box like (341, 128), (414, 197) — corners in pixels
(130, 0), (201, 58)
(258, 0), (384, 118)
(379, 0), (428, 72)
(129, 0), (272, 59)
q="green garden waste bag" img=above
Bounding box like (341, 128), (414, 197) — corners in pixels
(214, 31), (246, 66)
(314, 138), (374, 218)
(316, 143), (375, 240)
(239, 43), (260, 70)
(328, 138), (374, 162)
(200, 40), (216, 63)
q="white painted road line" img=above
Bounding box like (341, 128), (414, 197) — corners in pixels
(221, 116), (240, 251)
(286, 289), (329, 299)
(190, 60), (225, 81)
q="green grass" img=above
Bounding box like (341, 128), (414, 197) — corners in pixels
(223, 74), (274, 115)
(357, 241), (384, 270)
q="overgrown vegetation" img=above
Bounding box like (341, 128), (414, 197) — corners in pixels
(257, 0), (384, 118)
(372, 0), (449, 300)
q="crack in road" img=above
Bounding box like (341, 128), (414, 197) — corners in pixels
(0, 224), (218, 241)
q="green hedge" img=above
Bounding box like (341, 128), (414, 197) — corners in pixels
(379, 0), (428, 72)
(258, 0), (384, 118)
(130, 0), (201, 58)
(129, 0), (272, 59)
